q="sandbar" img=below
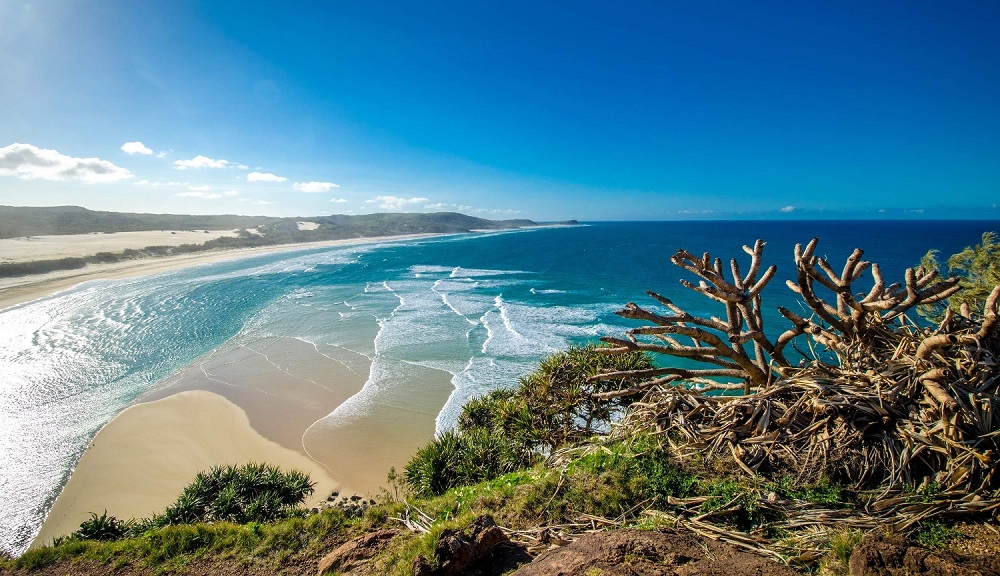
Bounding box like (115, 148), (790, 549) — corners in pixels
(0, 232), (441, 310)
(33, 390), (340, 547)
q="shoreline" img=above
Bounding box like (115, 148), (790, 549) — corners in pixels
(33, 390), (343, 548)
(0, 233), (444, 311)
(17, 234), (458, 548)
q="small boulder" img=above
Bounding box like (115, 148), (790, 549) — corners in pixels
(317, 529), (397, 575)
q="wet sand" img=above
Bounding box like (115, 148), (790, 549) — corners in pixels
(0, 232), (441, 311)
(14, 232), (464, 547)
(32, 336), (455, 546)
(33, 390), (340, 547)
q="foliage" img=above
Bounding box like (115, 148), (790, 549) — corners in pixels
(923, 231), (1000, 315)
(914, 520), (963, 549)
(159, 463), (315, 526)
(73, 511), (133, 541)
(819, 529), (864, 576)
(557, 439), (699, 518)
(404, 345), (653, 496)
(10, 508), (349, 573)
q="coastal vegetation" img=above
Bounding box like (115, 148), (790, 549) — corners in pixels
(62, 463), (316, 544)
(3, 233), (998, 575)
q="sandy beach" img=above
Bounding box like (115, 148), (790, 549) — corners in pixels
(7, 231), (451, 547)
(33, 391), (341, 547)
(0, 231), (440, 310)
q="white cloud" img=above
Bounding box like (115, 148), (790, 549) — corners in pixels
(295, 181), (339, 193)
(247, 171), (287, 182)
(173, 155), (231, 170)
(236, 164), (250, 170)
(330, 197), (348, 203)
(366, 195), (429, 210)
(255, 200), (274, 205)
(138, 179), (187, 187)
(156, 150), (170, 158)
(779, 205), (796, 213)
(121, 141), (153, 155)
(224, 189), (239, 196)
(0, 142), (133, 183)
(176, 191), (223, 199)
(187, 184), (212, 191)
(423, 202), (520, 216)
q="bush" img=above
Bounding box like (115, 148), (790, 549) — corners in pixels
(161, 463), (315, 525)
(73, 511), (132, 541)
(922, 231), (1000, 315)
(404, 345), (654, 496)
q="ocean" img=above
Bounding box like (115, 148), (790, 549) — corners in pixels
(0, 219), (995, 555)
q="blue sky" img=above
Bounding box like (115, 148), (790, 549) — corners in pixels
(1, 1), (998, 221)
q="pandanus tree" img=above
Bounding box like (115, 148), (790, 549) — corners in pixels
(592, 238), (999, 523)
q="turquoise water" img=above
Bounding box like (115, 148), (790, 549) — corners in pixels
(0, 220), (994, 554)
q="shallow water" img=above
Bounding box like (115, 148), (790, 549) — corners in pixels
(0, 220), (993, 555)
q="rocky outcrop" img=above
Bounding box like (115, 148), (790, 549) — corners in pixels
(848, 533), (1000, 576)
(317, 530), (397, 575)
(511, 529), (801, 576)
(412, 515), (530, 576)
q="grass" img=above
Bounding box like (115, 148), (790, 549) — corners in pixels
(8, 509), (349, 574)
(914, 520), (963, 549)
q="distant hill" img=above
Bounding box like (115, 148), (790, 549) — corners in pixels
(0, 206), (538, 240)
(0, 206), (277, 239)
(0, 206), (545, 277)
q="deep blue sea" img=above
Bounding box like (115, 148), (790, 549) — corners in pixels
(0, 220), (995, 554)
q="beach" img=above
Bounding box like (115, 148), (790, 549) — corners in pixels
(0, 231), (446, 547)
(4, 220), (993, 556)
(0, 230), (441, 310)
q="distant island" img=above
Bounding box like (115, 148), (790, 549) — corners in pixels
(0, 205), (577, 277)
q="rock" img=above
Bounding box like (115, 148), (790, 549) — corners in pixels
(412, 554), (434, 576)
(412, 515), (524, 576)
(848, 533), (1000, 576)
(436, 515), (507, 576)
(317, 529), (397, 575)
(511, 529), (801, 576)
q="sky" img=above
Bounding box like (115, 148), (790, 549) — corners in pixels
(1, 1), (998, 221)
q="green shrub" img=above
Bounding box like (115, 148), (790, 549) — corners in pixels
(914, 520), (962, 549)
(404, 430), (466, 497)
(921, 231), (1000, 317)
(73, 511), (133, 541)
(404, 345), (654, 496)
(161, 463), (315, 525)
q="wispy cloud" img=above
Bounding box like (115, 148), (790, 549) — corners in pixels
(424, 201), (521, 216)
(330, 197), (348, 203)
(176, 191), (223, 199)
(121, 141), (153, 155)
(247, 171), (287, 183)
(779, 205), (796, 213)
(137, 179), (187, 187)
(366, 195), (429, 210)
(224, 189), (239, 196)
(0, 143), (133, 183)
(187, 184), (212, 191)
(295, 181), (339, 193)
(173, 155), (232, 170)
